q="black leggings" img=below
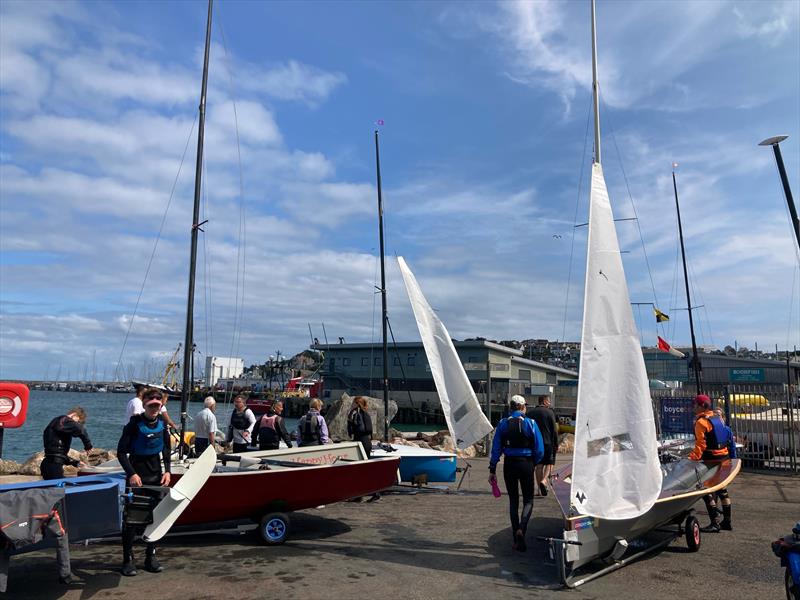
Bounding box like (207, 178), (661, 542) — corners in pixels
(503, 457), (535, 536)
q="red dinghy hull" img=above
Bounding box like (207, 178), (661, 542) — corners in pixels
(171, 455), (400, 526)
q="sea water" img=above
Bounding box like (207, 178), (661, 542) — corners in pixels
(1, 390), (299, 463)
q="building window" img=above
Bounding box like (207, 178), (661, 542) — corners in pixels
(374, 357), (382, 367)
(518, 369), (531, 381)
(361, 357), (369, 367)
(393, 356), (401, 366)
(407, 355), (416, 366)
(342, 358), (351, 366)
(329, 358), (335, 370)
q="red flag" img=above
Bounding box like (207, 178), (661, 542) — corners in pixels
(657, 336), (685, 358)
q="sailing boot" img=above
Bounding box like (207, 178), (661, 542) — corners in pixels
(700, 503), (720, 533)
(720, 505), (732, 531)
(144, 544), (162, 573)
(120, 529), (137, 576)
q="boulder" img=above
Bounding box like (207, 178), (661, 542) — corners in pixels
(18, 448), (116, 476)
(0, 459), (22, 475)
(558, 433), (574, 454)
(324, 393), (398, 442)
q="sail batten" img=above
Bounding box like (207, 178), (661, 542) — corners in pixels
(397, 257), (493, 449)
(570, 164), (662, 520)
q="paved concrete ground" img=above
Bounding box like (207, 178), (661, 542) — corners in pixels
(6, 456), (798, 599)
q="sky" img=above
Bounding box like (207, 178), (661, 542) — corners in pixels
(1, 0), (799, 381)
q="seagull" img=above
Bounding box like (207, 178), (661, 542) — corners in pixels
(553, 234), (562, 239)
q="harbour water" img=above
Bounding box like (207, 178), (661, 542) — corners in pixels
(1, 390), (299, 463)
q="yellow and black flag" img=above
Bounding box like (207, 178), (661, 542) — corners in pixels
(654, 307), (670, 323)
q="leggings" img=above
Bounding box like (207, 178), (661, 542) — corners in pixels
(503, 457), (535, 536)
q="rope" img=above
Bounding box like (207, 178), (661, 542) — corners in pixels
(113, 116), (197, 381)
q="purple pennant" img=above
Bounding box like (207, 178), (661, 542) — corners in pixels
(375, 119), (385, 126)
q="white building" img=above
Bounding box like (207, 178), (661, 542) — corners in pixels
(205, 356), (244, 387)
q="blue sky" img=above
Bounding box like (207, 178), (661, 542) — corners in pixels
(1, 0), (799, 381)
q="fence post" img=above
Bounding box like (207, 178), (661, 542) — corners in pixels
(786, 356), (797, 473)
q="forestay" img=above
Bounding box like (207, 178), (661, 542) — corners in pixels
(397, 257), (493, 449)
(570, 164), (662, 520)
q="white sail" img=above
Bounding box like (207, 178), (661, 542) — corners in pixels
(397, 256), (493, 449)
(570, 164), (662, 520)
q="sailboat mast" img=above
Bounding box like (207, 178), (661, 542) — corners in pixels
(590, 0), (601, 165)
(374, 130), (390, 442)
(179, 0), (213, 457)
(671, 168), (703, 394)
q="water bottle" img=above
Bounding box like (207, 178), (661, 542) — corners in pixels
(490, 478), (502, 498)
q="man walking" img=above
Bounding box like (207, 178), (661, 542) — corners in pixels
(194, 396), (218, 454)
(527, 396), (558, 496)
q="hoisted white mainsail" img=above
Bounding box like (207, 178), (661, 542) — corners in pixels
(569, 164), (662, 520)
(397, 256), (493, 449)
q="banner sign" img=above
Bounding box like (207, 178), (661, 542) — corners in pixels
(659, 397), (695, 435)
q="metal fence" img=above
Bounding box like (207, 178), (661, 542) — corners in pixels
(652, 383), (799, 474)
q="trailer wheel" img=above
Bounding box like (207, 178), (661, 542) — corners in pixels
(685, 515), (701, 552)
(259, 512), (290, 545)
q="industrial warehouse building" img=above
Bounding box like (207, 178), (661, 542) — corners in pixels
(312, 341), (578, 423)
(311, 341), (799, 423)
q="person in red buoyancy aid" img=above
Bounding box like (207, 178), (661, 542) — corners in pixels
(255, 401), (293, 450)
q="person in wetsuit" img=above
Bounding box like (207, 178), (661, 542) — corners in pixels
(489, 395), (544, 552)
(689, 394), (735, 532)
(347, 396), (374, 458)
(527, 395), (558, 496)
(40, 407), (93, 480)
(255, 400), (293, 450)
(117, 387), (171, 576)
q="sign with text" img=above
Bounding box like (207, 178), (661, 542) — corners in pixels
(729, 368), (765, 382)
(659, 397), (695, 435)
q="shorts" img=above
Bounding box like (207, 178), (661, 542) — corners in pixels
(540, 444), (555, 465)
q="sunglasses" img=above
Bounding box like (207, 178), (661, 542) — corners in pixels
(147, 395), (163, 401)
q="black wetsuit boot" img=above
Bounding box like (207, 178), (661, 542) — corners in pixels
(720, 505), (732, 531)
(700, 495), (720, 532)
(121, 528), (137, 576)
(144, 543), (162, 573)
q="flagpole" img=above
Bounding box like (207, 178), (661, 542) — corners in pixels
(671, 165), (702, 394)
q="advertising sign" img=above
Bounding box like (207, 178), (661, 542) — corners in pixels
(659, 397), (695, 435)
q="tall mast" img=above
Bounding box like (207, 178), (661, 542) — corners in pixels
(179, 0), (213, 457)
(671, 166), (703, 394)
(374, 130), (390, 442)
(591, 0), (601, 165)
(759, 136), (799, 252)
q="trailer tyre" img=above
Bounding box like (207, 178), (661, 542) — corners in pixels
(259, 512), (290, 545)
(685, 515), (701, 552)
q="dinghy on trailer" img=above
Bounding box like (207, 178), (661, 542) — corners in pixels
(542, 0), (741, 587)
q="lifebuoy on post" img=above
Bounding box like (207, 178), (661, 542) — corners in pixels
(0, 382), (29, 429)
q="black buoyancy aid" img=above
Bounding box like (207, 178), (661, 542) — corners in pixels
(502, 417), (533, 449)
(259, 413), (279, 445)
(301, 412), (322, 445)
(132, 417), (165, 456)
(702, 415), (731, 451)
(230, 409), (250, 431)
(42, 416), (69, 460)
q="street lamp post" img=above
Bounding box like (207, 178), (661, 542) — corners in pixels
(759, 135), (799, 252)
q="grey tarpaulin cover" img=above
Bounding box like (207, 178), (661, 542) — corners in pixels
(0, 486), (69, 591)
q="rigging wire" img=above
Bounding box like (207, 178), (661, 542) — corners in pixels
(602, 99), (663, 330)
(218, 17), (248, 373)
(561, 98), (593, 342)
(113, 115), (197, 381)
(201, 153), (214, 359)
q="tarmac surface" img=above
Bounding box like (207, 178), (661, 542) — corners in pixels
(5, 455), (798, 599)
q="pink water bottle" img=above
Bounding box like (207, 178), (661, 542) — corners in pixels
(490, 478), (502, 498)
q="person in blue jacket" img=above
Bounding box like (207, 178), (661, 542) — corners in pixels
(489, 395), (544, 552)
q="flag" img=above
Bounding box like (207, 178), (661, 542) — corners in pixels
(657, 336), (685, 358)
(654, 307), (670, 323)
